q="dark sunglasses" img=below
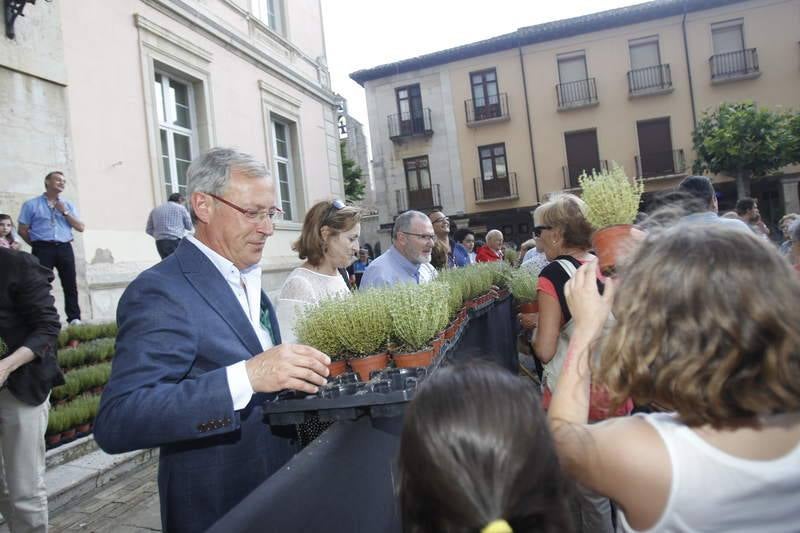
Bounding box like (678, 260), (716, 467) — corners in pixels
(323, 199), (346, 223)
(533, 225), (552, 237)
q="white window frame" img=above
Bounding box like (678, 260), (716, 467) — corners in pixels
(252, 0), (284, 35)
(272, 118), (296, 220)
(155, 71), (199, 198)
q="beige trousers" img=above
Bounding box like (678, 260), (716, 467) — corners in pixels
(0, 388), (49, 533)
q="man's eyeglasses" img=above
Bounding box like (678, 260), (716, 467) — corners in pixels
(208, 194), (283, 223)
(400, 231), (436, 243)
(431, 216), (449, 225)
(533, 225), (552, 238)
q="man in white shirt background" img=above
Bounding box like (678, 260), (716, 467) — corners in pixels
(93, 148), (330, 533)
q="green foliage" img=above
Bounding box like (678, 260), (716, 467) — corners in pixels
(435, 270), (468, 319)
(509, 270), (538, 304)
(692, 101), (799, 197)
(462, 264), (495, 299)
(503, 247), (519, 267)
(0, 336), (6, 358)
(390, 283), (449, 352)
(58, 322), (118, 348)
(52, 362), (111, 401)
(340, 140), (365, 203)
(481, 261), (512, 289)
(333, 289), (392, 357)
(47, 409), (69, 435)
(296, 298), (347, 360)
(57, 338), (115, 370)
(47, 393), (102, 435)
(579, 162), (644, 228)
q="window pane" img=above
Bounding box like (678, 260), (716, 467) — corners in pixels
(630, 42), (660, 70)
(274, 122), (287, 142)
(480, 148), (492, 158)
(160, 129), (172, 187)
(495, 157), (507, 178)
(486, 71), (496, 82)
(482, 159), (494, 180)
(493, 145), (505, 156)
(173, 133), (191, 161)
(169, 80), (191, 128)
(558, 56), (587, 83)
(176, 160), (190, 187)
(154, 74), (166, 124)
(419, 167), (431, 189)
(406, 168), (418, 191)
(712, 25), (744, 54)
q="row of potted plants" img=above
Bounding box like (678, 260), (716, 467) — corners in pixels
(58, 322), (118, 348)
(57, 337), (115, 371)
(46, 393), (101, 448)
(295, 262), (513, 381)
(51, 362), (111, 405)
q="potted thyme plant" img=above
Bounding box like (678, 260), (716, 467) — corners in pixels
(334, 289), (393, 381)
(296, 298), (348, 377)
(509, 269), (538, 314)
(390, 283), (449, 368)
(578, 162), (644, 274)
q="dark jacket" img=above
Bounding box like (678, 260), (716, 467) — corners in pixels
(0, 248), (64, 405)
(93, 239), (296, 533)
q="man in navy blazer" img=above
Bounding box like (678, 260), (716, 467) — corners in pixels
(93, 148), (331, 533)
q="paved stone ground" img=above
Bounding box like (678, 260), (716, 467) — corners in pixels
(48, 460), (161, 533)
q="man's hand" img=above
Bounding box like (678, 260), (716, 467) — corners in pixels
(518, 312), (538, 330)
(55, 200), (68, 214)
(0, 363), (11, 388)
(245, 344), (331, 394)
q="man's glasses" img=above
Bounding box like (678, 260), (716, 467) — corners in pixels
(400, 231), (436, 243)
(208, 194), (282, 223)
(431, 216), (449, 225)
(533, 225), (552, 237)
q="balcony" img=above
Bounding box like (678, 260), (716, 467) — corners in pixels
(394, 184), (441, 215)
(561, 160), (608, 189)
(388, 109), (433, 141)
(635, 149), (686, 179)
(627, 64), (673, 96)
(710, 48), (759, 83)
(465, 93), (510, 127)
(473, 172), (519, 203)
(556, 78), (598, 110)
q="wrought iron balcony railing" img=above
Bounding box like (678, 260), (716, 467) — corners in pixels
(465, 93), (509, 125)
(388, 108), (433, 141)
(627, 64), (672, 94)
(556, 78), (598, 109)
(473, 172), (518, 202)
(635, 149), (686, 179)
(394, 184), (441, 215)
(710, 48), (759, 81)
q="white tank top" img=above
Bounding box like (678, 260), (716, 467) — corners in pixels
(617, 412), (800, 533)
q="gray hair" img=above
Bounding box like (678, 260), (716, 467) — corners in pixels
(790, 220), (800, 243)
(392, 210), (428, 239)
(186, 147), (269, 222)
(486, 229), (503, 242)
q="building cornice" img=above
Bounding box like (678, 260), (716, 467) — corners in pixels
(350, 0), (753, 86)
(140, 0), (337, 106)
(135, 14), (213, 62)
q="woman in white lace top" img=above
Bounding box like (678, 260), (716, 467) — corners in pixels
(276, 200), (361, 344)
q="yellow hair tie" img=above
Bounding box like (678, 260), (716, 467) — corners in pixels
(481, 519), (512, 533)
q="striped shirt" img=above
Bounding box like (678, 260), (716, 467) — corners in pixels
(145, 201), (193, 241)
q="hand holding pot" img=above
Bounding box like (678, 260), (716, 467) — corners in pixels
(245, 344), (330, 394)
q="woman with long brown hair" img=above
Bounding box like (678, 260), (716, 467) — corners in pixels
(549, 223), (800, 532)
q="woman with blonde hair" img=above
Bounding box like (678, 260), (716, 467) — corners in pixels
(276, 199), (361, 344)
(550, 223), (800, 532)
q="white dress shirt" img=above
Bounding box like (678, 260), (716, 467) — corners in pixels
(186, 236), (272, 410)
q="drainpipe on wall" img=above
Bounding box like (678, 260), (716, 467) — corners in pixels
(682, 3), (698, 128)
(517, 41), (541, 204)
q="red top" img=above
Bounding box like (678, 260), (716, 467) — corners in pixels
(475, 245), (502, 262)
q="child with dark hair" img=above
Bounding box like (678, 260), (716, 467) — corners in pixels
(0, 214), (21, 250)
(398, 362), (573, 533)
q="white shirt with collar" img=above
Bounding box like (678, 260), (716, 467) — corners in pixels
(186, 235), (272, 410)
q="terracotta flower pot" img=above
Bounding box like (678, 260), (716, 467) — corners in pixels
(61, 428), (77, 441)
(67, 339), (80, 348)
(432, 336), (443, 356)
(592, 224), (635, 275)
(45, 433), (62, 447)
(77, 422), (92, 434)
(348, 353), (389, 382)
(393, 348), (434, 369)
(518, 301), (539, 314)
(328, 359), (348, 378)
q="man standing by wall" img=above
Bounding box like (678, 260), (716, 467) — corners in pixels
(0, 247), (64, 532)
(146, 193), (193, 259)
(18, 171), (85, 325)
(360, 210), (437, 289)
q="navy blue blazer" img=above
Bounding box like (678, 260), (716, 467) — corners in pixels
(93, 239), (297, 533)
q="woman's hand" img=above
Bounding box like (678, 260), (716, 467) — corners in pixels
(565, 261), (615, 341)
(518, 312), (538, 330)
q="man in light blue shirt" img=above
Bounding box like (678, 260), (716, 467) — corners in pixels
(18, 171), (86, 324)
(360, 210), (437, 289)
(677, 175), (750, 231)
(146, 192), (194, 259)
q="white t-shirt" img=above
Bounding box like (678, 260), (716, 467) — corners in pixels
(618, 412), (800, 533)
(276, 267), (351, 344)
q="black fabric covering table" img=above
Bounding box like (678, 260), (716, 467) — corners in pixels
(208, 295), (518, 533)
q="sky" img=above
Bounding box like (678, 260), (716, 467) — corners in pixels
(321, 0), (645, 129)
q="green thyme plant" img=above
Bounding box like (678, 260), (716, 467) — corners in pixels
(47, 408), (68, 435)
(334, 289), (392, 357)
(578, 162), (644, 228)
(509, 270), (538, 304)
(503, 247), (519, 267)
(389, 283), (449, 353)
(295, 297), (347, 359)
(435, 270), (466, 319)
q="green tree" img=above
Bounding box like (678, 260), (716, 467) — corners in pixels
(692, 101), (797, 199)
(340, 140), (365, 203)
